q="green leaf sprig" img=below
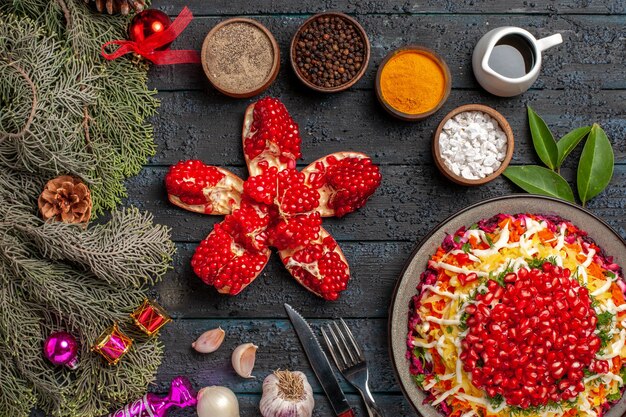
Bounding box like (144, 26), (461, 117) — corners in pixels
(503, 106), (615, 206)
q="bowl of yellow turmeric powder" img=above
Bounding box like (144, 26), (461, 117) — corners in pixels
(376, 46), (451, 121)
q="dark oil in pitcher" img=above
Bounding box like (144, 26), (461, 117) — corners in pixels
(488, 34), (535, 78)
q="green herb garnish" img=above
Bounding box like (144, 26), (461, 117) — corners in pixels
(595, 311), (615, 349)
(526, 257), (544, 269)
(507, 400), (566, 417)
(598, 328), (613, 349)
(503, 108), (614, 206)
(413, 373), (425, 387)
(459, 313), (468, 331)
(413, 347), (427, 363)
(525, 256), (558, 270)
(462, 242), (471, 253)
(597, 311), (614, 327)
(489, 261), (514, 287)
(607, 390), (622, 402)
(488, 394), (504, 409)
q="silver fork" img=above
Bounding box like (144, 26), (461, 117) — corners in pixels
(322, 319), (384, 417)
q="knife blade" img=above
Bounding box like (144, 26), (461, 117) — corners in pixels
(284, 303), (355, 417)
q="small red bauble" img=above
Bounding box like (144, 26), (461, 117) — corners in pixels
(128, 9), (172, 50)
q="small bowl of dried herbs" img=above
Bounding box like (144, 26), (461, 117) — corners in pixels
(290, 12), (370, 93)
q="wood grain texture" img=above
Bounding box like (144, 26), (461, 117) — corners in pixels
(162, 394), (414, 417)
(148, 14), (626, 91)
(153, 242), (414, 319)
(148, 90), (626, 167)
(59, 3), (626, 417)
(152, 319), (395, 393)
(126, 165), (626, 243)
(152, 0), (626, 16)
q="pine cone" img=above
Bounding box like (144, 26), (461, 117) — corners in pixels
(38, 176), (92, 224)
(84, 0), (146, 15)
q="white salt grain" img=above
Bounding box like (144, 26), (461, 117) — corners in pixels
(438, 111), (508, 180)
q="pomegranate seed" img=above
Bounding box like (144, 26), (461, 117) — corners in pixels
(503, 272), (517, 283)
(524, 303), (537, 316)
(460, 266), (600, 408)
(166, 160), (242, 213)
(487, 279), (499, 291)
(244, 97), (302, 164)
(465, 272), (478, 283)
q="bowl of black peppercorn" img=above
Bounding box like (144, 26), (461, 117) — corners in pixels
(290, 12), (370, 93)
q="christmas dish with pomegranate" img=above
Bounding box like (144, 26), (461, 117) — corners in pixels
(407, 213), (626, 417)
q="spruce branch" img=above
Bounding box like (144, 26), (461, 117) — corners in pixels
(55, 0), (72, 32)
(0, 2), (172, 417)
(0, 356), (36, 417)
(0, 60), (37, 140)
(17, 208), (175, 288)
(0, 3), (158, 216)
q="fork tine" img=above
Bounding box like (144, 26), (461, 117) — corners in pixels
(327, 323), (350, 369)
(321, 327), (344, 370)
(340, 318), (364, 360)
(333, 321), (357, 367)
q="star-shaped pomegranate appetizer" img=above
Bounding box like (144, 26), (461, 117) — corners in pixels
(165, 97), (381, 300)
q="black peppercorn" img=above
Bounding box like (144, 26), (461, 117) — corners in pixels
(294, 15), (367, 89)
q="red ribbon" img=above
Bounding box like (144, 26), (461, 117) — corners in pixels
(101, 7), (201, 65)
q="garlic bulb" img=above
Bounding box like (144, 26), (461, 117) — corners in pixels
(231, 343), (257, 378)
(260, 370), (314, 417)
(192, 327), (225, 353)
(197, 386), (240, 417)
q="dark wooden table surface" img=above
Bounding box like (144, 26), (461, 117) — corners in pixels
(130, 1), (626, 415)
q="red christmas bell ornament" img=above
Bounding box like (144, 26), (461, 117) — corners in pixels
(128, 9), (172, 50)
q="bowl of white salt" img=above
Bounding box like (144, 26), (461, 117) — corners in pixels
(432, 104), (514, 186)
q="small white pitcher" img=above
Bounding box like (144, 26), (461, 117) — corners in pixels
(472, 27), (563, 97)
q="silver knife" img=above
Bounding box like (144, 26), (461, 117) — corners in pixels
(284, 303), (355, 417)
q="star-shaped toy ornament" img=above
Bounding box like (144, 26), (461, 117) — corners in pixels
(165, 98), (381, 300)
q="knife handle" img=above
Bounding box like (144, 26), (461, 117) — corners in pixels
(338, 410), (356, 417)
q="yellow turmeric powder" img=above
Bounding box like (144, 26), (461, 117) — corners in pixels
(380, 50), (446, 115)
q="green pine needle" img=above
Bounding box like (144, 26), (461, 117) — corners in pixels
(0, 2), (173, 417)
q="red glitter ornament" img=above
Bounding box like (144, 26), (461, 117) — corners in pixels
(128, 9), (172, 50)
(102, 7), (200, 65)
